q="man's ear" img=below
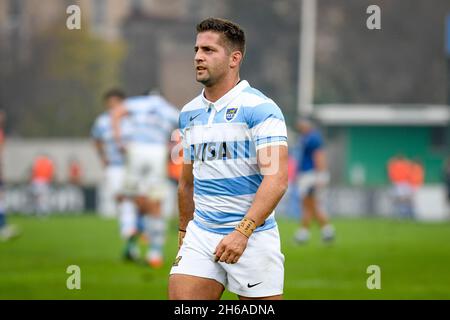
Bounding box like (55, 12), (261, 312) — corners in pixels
(230, 51), (243, 69)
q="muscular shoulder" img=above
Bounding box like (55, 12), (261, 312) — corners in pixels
(239, 87), (284, 128)
(94, 112), (110, 127)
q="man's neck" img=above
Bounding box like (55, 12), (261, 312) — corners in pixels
(204, 75), (240, 103)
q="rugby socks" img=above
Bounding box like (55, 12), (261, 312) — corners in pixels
(118, 200), (139, 260)
(145, 215), (166, 258)
(119, 200), (137, 238)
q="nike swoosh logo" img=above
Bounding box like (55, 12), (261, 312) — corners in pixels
(247, 282), (263, 288)
(189, 113), (201, 122)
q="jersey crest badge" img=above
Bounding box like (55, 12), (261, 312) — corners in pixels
(225, 107), (238, 122)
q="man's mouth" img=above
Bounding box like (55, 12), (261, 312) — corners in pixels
(196, 66), (207, 71)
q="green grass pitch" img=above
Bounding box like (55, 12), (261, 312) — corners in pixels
(1, 214), (450, 299)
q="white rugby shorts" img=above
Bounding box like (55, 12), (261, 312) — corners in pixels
(170, 220), (285, 298)
(123, 143), (168, 200)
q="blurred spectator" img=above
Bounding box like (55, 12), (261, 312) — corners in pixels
(409, 159), (424, 191)
(30, 154), (55, 216)
(409, 158), (425, 218)
(387, 155), (414, 218)
(68, 156), (83, 186)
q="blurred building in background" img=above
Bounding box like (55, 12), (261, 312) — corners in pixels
(0, 0), (449, 218)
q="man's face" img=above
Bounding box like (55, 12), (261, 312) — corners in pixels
(104, 96), (122, 110)
(194, 31), (231, 87)
(297, 120), (311, 134)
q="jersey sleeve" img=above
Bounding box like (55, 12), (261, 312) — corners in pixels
(309, 132), (323, 152)
(91, 117), (102, 140)
(247, 102), (288, 150)
(124, 98), (141, 115)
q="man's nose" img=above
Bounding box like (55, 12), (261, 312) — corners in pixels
(194, 50), (204, 62)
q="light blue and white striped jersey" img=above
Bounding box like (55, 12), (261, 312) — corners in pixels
(125, 95), (179, 145)
(91, 112), (133, 166)
(179, 80), (288, 234)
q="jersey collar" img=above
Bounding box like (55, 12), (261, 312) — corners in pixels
(201, 80), (249, 112)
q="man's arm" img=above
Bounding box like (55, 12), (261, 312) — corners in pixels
(93, 139), (108, 167)
(245, 145), (288, 226)
(111, 105), (128, 150)
(214, 145), (288, 264)
(313, 149), (330, 186)
(313, 149), (327, 171)
(177, 162), (195, 247)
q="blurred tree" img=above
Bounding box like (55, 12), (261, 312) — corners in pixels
(2, 19), (125, 137)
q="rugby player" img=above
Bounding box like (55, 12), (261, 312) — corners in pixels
(169, 18), (288, 300)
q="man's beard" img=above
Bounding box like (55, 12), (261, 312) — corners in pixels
(197, 74), (215, 87)
(197, 69), (226, 87)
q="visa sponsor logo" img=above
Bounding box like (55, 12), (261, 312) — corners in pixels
(188, 140), (256, 161)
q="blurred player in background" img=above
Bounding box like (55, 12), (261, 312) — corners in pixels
(294, 118), (335, 244)
(68, 156), (83, 186)
(30, 153), (55, 216)
(112, 89), (179, 268)
(92, 89), (140, 261)
(0, 110), (20, 241)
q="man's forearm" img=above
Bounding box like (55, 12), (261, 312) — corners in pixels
(177, 183), (195, 230)
(94, 141), (107, 166)
(245, 174), (288, 228)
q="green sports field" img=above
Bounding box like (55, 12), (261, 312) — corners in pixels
(1, 214), (450, 299)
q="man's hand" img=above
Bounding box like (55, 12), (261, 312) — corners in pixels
(214, 230), (249, 264)
(118, 142), (127, 156)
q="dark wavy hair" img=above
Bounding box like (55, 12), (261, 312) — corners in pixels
(196, 18), (246, 56)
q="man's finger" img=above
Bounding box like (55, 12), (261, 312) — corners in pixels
(214, 242), (225, 262)
(225, 253), (237, 264)
(219, 250), (231, 263)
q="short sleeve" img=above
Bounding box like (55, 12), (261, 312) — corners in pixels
(91, 118), (102, 140)
(308, 132), (323, 152)
(247, 102), (288, 150)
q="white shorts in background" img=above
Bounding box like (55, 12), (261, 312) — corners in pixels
(123, 143), (168, 200)
(170, 220), (285, 298)
(297, 171), (317, 198)
(98, 166), (125, 218)
(297, 171), (329, 210)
